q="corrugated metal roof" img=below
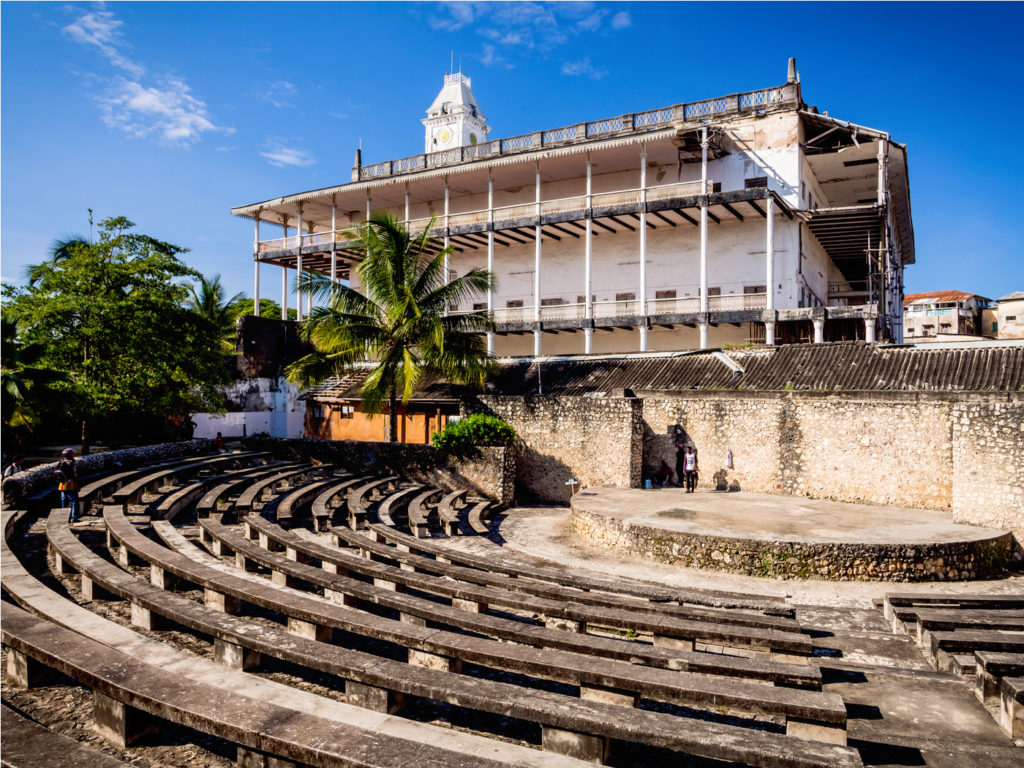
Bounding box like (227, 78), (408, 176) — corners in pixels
(904, 290), (988, 305)
(303, 343), (1024, 402)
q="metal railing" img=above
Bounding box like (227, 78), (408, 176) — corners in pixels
(355, 83), (799, 181)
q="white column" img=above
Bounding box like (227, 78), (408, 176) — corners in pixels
(295, 205), (303, 322)
(584, 157), (593, 354)
(813, 318), (825, 344)
(764, 194), (774, 345)
(487, 172), (495, 356)
(865, 318), (877, 343)
(280, 216), (289, 321)
(366, 190), (371, 221)
(443, 178), (450, 284)
(533, 162), (542, 357)
(330, 196), (338, 284)
(699, 127), (709, 350)
(639, 148), (648, 352)
(253, 214), (261, 317)
(404, 183), (410, 223)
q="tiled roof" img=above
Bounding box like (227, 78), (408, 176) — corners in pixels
(304, 342), (1024, 401)
(997, 291), (1024, 302)
(904, 290), (988, 305)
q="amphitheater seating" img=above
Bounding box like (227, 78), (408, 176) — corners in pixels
(39, 450), (1024, 765)
(882, 592), (1024, 740)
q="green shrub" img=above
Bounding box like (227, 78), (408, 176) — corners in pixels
(432, 414), (516, 454)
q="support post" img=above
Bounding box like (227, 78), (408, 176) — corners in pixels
(865, 317), (877, 343)
(766, 195), (775, 312)
(765, 320), (776, 346)
(295, 204), (303, 322)
(330, 196), (338, 284)
(253, 213), (261, 317)
(813, 317), (825, 344)
(487, 171), (495, 355)
(584, 156), (594, 354)
(443, 178), (450, 296)
(534, 161), (542, 357)
(404, 182), (410, 224)
(639, 147), (648, 352)
(93, 691), (158, 748)
(699, 127), (709, 349)
(280, 216), (289, 320)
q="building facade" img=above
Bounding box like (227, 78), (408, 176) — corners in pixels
(232, 60), (914, 356)
(903, 290), (993, 341)
(994, 292), (1024, 340)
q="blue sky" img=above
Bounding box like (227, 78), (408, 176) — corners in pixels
(3, 1), (1022, 303)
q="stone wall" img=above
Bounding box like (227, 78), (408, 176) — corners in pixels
(468, 395), (643, 504)
(243, 438), (514, 507)
(951, 399), (1024, 549)
(643, 392), (956, 510)
(570, 505), (1012, 582)
(1, 440), (208, 507)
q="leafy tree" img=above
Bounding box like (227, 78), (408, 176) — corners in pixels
(3, 216), (229, 452)
(229, 298), (297, 322)
(187, 274), (244, 353)
(286, 212), (494, 442)
(1, 318), (61, 438)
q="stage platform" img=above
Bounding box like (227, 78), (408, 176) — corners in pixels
(568, 488), (1013, 581)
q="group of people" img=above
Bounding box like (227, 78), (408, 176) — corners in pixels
(648, 427), (700, 492)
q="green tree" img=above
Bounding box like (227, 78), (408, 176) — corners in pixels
(286, 212), (494, 442)
(187, 274), (244, 353)
(229, 298), (297, 323)
(3, 216), (229, 452)
(1, 318), (61, 438)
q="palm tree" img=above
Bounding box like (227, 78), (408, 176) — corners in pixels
(1, 318), (61, 437)
(26, 235), (90, 285)
(286, 212), (494, 442)
(187, 274), (244, 353)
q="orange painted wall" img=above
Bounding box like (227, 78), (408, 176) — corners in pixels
(306, 402), (456, 444)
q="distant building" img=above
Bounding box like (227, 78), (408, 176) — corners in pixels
(994, 291), (1024, 339)
(232, 59), (915, 354)
(903, 290), (992, 341)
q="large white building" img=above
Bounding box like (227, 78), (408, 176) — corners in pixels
(231, 60), (914, 355)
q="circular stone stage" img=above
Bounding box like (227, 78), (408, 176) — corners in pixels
(568, 488), (1012, 581)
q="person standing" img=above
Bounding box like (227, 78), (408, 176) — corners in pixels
(3, 455), (25, 478)
(682, 445), (699, 493)
(55, 448), (80, 522)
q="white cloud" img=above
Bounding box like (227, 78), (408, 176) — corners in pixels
(611, 11), (631, 29)
(64, 4), (231, 146)
(260, 142), (316, 168)
(63, 4), (144, 77)
(99, 76), (233, 145)
(263, 80), (297, 108)
(561, 57), (607, 80)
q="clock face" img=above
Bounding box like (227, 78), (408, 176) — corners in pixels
(438, 127), (452, 146)
(469, 132), (477, 145)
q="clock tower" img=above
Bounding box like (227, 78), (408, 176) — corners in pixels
(423, 72), (490, 154)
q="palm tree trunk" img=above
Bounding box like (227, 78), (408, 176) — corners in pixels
(388, 388), (399, 443)
(80, 418), (90, 456)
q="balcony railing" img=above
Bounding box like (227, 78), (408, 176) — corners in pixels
(354, 83), (799, 182)
(460, 292), (766, 324)
(256, 180), (714, 256)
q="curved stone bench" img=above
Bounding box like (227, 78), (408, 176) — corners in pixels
(1, 702), (130, 768)
(275, 475), (342, 530)
(375, 485), (424, 529)
(150, 462), (286, 523)
(2, 603), (553, 768)
(363, 520), (792, 616)
(406, 487), (444, 538)
(309, 475), (374, 523)
(465, 498), (494, 535)
(0, 509), (590, 768)
(47, 509), (849, 765)
(206, 517), (840, 737)
(195, 461), (307, 517)
(437, 489), (467, 535)
(225, 463), (320, 512)
(346, 476), (400, 530)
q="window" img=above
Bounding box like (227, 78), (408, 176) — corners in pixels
(312, 405), (324, 419)
(993, 322), (999, 333)
(541, 297), (564, 306)
(472, 302), (487, 311)
(1008, 315), (1018, 321)
(339, 405), (355, 419)
(506, 299), (524, 308)
(708, 287), (721, 296)
(576, 295), (596, 304)
(655, 289), (677, 300)
(712, 181), (722, 193)
(744, 176), (768, 189)
(743, 285), (767, 294)
(615, 292), (636, 301)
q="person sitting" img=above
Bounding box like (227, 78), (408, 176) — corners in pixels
(213, 432), (226, 453)
(653, 460), (673, 487)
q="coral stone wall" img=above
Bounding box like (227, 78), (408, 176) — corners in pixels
(952, 399), (1024, 547)
(643, 392), (955, 510)
(469, 396), (643, 504)
(244, 438), (514, 507)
